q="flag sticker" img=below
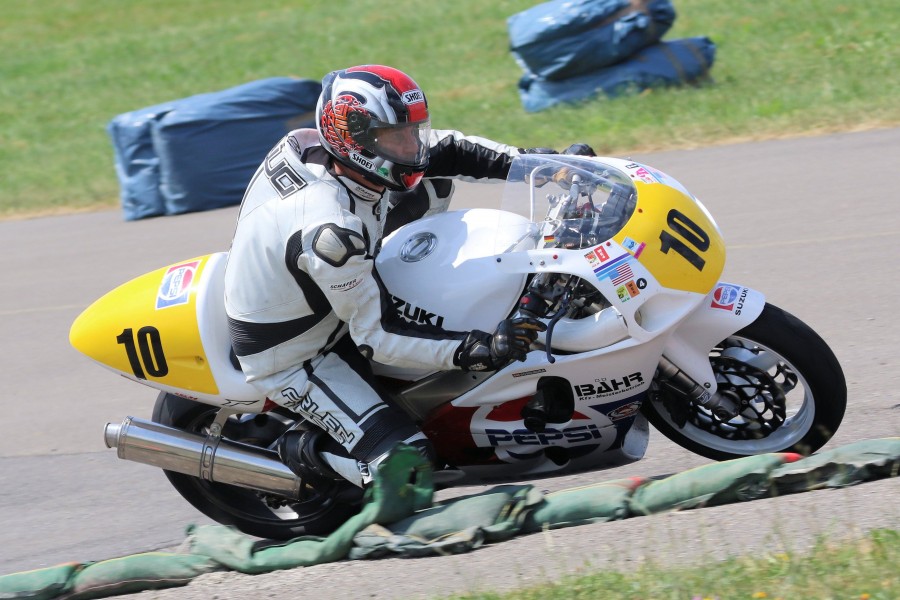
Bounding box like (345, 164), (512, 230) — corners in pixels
(593, 253), (634, 286)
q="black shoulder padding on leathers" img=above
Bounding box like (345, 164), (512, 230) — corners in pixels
(311, 224), (368, 267)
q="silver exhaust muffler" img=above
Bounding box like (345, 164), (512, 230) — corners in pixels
(104, 416), (302, 499)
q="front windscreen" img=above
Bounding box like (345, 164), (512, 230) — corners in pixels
(493, 155), (638, 254)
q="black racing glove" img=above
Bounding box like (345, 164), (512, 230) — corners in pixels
(521, 143), (595, 156)
(453, 317), (547, 372)
(521, 147), (558, 155)
(562, 143), (596, 156)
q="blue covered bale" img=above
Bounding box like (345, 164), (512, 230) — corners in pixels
(518, 37), (716, 112)
(108, 77), (321, 220)
(107, 100), (178, 220)
(508, 0), (676, 82)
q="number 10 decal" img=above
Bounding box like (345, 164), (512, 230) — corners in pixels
(116, 327), (168, 378)
(658, 209), (710, 271)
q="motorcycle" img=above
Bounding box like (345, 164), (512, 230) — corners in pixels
(69, 154), (846, 539)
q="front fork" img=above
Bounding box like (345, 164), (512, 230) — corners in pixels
(655, 356), (742, 422)
(653, 283), (768, 425)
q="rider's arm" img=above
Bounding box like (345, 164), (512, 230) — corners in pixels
(424, 129), (523, 182)
(298, 217), (467, 371)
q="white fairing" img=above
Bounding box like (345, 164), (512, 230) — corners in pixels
(661, 283), (766, 391)
(195, 253), (268, 409)
(376, 209), (530, 333)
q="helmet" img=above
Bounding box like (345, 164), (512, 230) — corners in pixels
(316, 65), (431, 191)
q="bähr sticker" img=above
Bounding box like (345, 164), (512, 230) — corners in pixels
(157, 261), (200, 309)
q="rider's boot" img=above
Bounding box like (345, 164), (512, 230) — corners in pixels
(277, 429), (364, 503)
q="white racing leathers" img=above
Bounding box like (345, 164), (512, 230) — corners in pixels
(224, 128), (520, 479)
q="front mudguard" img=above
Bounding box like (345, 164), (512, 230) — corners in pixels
(661, 284), (766, 394)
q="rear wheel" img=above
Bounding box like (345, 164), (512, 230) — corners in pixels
(152, 393), (361, 539)
(642, 303), (846, 460)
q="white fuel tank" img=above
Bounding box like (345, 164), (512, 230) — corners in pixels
(376, 209), (531, 334)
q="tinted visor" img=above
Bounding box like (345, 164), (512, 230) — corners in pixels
(367, 119), (431, 166)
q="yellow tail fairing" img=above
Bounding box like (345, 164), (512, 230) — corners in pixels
(615, 179), (726, 295)
(70, 255), (219, 395)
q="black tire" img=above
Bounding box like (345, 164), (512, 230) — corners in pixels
(642, 303), (846, 460)
(152, 392), (360, 539)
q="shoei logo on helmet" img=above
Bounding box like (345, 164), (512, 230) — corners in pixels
(349, 152), (375, 171)
(401, 89), (425, 105)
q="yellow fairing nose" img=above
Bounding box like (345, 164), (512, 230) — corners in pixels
(70, 256), (219, 395)
(617, 182), (725, 294)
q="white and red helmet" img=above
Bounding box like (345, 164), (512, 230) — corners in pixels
(316, 65), (431, 191)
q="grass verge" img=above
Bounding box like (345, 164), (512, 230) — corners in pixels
(2, 0), (899, 217)
(444, 528), (899, 600)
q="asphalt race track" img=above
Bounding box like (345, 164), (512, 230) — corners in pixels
(1, 129), (898, 597)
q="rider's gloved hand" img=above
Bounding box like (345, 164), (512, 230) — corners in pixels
(562, 143), (596, 156)
(521, 147), (558, 155)
(453, 317), (546, 372)
(563, 143), (597, 156)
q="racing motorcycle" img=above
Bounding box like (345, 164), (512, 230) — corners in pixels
(69, 154), (846, 539)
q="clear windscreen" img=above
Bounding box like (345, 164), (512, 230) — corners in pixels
(493, 154), (638, 254)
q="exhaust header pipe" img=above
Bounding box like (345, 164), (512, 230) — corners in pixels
(104, 416), (302, 499)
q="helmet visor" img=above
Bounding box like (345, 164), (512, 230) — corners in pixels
(368, 119), (431, 166)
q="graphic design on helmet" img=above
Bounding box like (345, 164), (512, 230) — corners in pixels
(319, 94), (369, 160)
(316, 65), (431, 191)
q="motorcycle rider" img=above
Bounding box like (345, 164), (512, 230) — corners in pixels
(224, 64), (590, 495)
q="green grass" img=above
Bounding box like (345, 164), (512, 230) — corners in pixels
(443, 528), (900, 600)
(2, 0), (899, 218)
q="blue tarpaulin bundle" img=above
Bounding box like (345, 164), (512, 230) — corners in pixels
(108, 77), (321, 221)
(519, 36), (716, 112)
(508, 0), (676, 81)
(508, 0), (716, 112)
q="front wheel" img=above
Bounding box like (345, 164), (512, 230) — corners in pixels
(642, 303), (847, 460)
(152, 393), (361, 539)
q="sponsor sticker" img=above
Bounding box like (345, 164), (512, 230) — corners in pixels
(485, 424), (602, 447)
(624, 163), (658, 184)
(330, 279), (362, 292)
(607, 400), (642, 421)
(574, 372), (645, 399)
(593, 253), (633, 286)
(617, 279), (641, 302)
(711, 283), (742, 310)
(512, 367), (547, 378)
(156, 261), (200, 309)
(622, 237), (646, 258)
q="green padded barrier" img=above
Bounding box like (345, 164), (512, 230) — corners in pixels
(2, 438), (898, 599)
